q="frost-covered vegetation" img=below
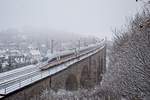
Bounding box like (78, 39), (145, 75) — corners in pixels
(39, 87), (119, 100)
(39, 6), (150, 100)
(102, 7), (150, 99)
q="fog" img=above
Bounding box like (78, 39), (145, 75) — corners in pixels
(0, 0), (141, 40)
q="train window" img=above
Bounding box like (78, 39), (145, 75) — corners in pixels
(48, 57), (57, 63)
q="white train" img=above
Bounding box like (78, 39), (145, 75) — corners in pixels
(39, 43), (101, 70)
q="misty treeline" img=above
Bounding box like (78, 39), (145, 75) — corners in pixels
(36, 7), (150, 100)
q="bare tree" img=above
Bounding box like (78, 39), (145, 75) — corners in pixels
(102, 8), (150, 99)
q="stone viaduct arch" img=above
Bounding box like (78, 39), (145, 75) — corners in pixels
(65, 74), (78, 91)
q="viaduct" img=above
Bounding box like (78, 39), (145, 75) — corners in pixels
(1, 45), (106, 100)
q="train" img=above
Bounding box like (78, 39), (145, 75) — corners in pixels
(38, 43), (102, 71)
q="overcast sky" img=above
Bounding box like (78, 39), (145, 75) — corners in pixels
(0, 0), (142, 40)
